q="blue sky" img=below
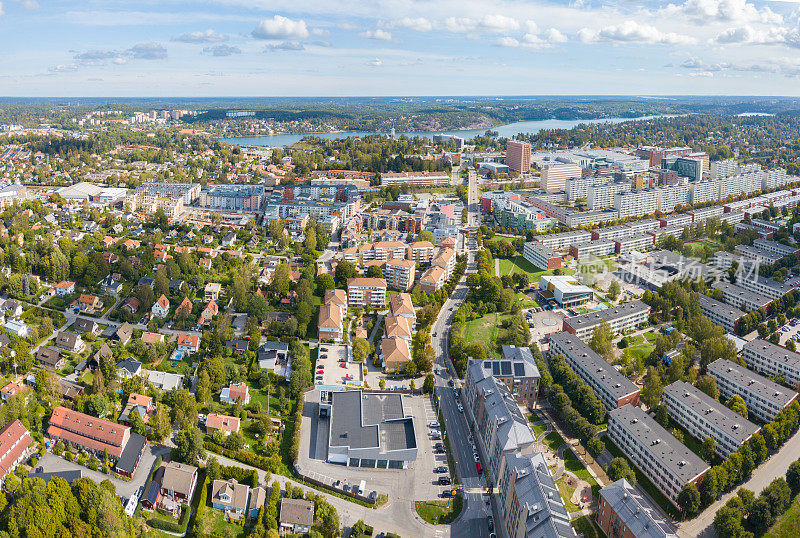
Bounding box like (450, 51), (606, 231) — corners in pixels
(4, 0), (800, 96)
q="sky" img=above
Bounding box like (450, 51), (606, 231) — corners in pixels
(4, 0), (800, 96)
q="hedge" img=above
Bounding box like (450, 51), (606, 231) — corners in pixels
(289, 392), (304, 464)
(204, 440), (272, 471)
(219, 463), (259, 488)
(148, 503), (191, 533)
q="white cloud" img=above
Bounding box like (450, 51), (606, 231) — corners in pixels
(203, 44), (242, 56)
(252, 15), (310, 40)
(479, 14), (520, 33)
(0, 3), (4, 16)
(172, 29), (229, 43)
(543, 28), (567, 43)
(442, 14), (520, 34)
(366, 57), (382, 66)
(579, 20), (696, 45)
(390, 17), (433, 32)
(48, 64), (78, 73)
(311, 28), (329, 36)
(713, 25), (784, 44)
(524, 20), (539, 34)
(265, 41), (306, 51)
(360, 29), (394, 41)
(127, 42), (168, 60)
(493, 36), (520, 47)
(663, 0), (782, 24)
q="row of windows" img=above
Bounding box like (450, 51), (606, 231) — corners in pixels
(664, 395), (739, 457)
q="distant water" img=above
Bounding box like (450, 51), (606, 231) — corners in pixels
(218, 114), (674, 148)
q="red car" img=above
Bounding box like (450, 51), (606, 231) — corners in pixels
(476, 462), (483, 474)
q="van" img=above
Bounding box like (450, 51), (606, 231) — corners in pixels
(358, 480), (366, 496)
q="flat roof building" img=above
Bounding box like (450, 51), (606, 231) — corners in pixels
(737, 272), (795, 301)
(538, 275), (594, 308)
(562, 300), (650, 342)
(712, 281), (772, 312)
(548, 332), (640, 411)
(742, 339), (800, 388)
(663, 381), (760, 458)
(608, 404), (709, 505)
(697, 293), (745, 334)
(708, 359), (798, 423)
(523, 242), (562, 271)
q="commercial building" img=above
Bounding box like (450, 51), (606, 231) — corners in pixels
(47, 407), (146, 477)
(322, 390), (417, 468)
(506, 140), (532, 173)
(596, 479), (677, 538)
(742, 339), (800, 388)
(708, 359), (798, 423)
(523, 242), (562, 271)
(608, 404), (709, 505)
(540, 163), (582, 193)
(499, 452), (576, 538)
(697, 294), (744, 334)
(347, 278), (387, 308)
(538, 275), (594, 307)
(548, 332), (640, 411)
(561, 300), (650, 342)
(711, 281), (771, 312)
(663, 381), (760, 458)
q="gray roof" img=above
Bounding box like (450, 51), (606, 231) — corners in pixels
(743, 338), (800, 372)
(504, 452), (576, 538)
(735, 245), (784, 264)
(696, 293), (745, 324)
(549, 332), (639, 404)
(754, 238), (799, 256)
(707, 359), (798, 410)
(609, 404), (709, 484)
(599, 479), (676, 538)
(488, 345), (542, 379)
(329, 391), (416, 452)
(664, 381), (760, 444)
(562, 300), (649, 332)
(712, 281), (772, 309)
(525, 242), (558, 258)
(737, 272), (795, 296)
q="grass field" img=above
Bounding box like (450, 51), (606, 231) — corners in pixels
(626, 344), (655, 362)
(195, 505), (246, 538)
(556, 479), (579, 512)
(530, 422), (548, 438)
(563, 448), (601, 498)
(572, 515), (603, 538)
(498, 256), (575, 283)
(544, 431), (565, 452)
(766, 496), (800, 538)
(414, 495), (463, 525)
(459, 312), (516, 358)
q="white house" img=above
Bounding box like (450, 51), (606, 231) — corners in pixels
(4, 318), (28, 338)
(151, 294), (170, 319)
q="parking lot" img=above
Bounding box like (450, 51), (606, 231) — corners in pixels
(298, 390), (448, 502)
(315, 344), (364, 390)
(778, 318), (800, 346)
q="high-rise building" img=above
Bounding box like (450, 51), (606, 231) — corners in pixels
(506, 140), (531, 173)
(540, 163), (581, 193)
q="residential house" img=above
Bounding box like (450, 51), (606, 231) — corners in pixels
(121, 297), (141, 315)
(211, 479), (250, 520)
(258, 341), (290, 374)
(36, 347), (64, 370)
(0, 299), (22, 318)
(147, 370), (184, 391)
(175, 297), (193, 319)
(78, 294), (102, 313)
(248, 486), (268, 520)
(54, 281), (75, 296)
(279, 498), (314, 535)
(0, 420), (32, 483)
(142, 332), (165, 346)
(99, 275), (123, 294)
(200, 300), (218, 324)
(169, 279), (186, 295)
(114, 322), (133, 344)
(205, 283), (222, 302)
(225, 339), (249, 356)
(220, 383), (251, 405)
(159, 462), (199, 517)
(1, 378), (26, 401)
(205, 413), (240, 435)
(176, 334), (200, 354)
(55, 331), (85, 353)
(119, 393), (156, 424)
(116, 358), (143, 379)
(4, 318), (28, 337)
(73, 317), (100, 336)
(381, 336), (411, 372)
(151, 294), (170, 319)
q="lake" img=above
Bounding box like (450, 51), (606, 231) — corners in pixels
(218, 115), (673, 148)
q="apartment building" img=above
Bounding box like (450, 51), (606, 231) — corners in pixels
(499, 452), (576, 538)
(753, 238), (799, 257)
(383, 258), (415, 291)
(687, 206), (723, 223)
(734, 245), (785, 265)
(707, 359), (798, 423)
(736, 273), (794, 301)
(689, 180), (720, 205)
(597, 479), (677, 538)
(711, 252), (744, 271)
(540, 163), (582, 193)
(719, 211), (745, 225)
(697, 294), (744, 334)
(659, 213), (692, 228)
(346, 278), (387, 308)
(742, 339), (800, 388)
(565, 176), (606, 201)
(648, 226), (684, 244)
(468, 346), (542, 407)
(431, 247), (456, 280)
(419, 265), (447, 293)
(534, 231), (592, 251)
(614, 234), (655, 254)
(762, 168), (789, 190)
(407, 241), (435, 264)
(506, 140), (532, 173)
(565, 210), (619, 228)
(380, 171), (451, 187)
(562, 300), (650, 342)
(0, 420), (32, 484)
(625, 219), (661, 235)
(615, 190), (660, 219)
(663, 381), (760, 458)
(657, 184), (690, 213)
(591, 224), (634, 242)
(548, 332), (640, 411)
(523, 242), (562, 271)
(388, 292), (415, 325)
(608, 405), (709, 505)
(588, 181), (630, 210)
(711, 281), (772, 312)
(569, 240), (616, 259)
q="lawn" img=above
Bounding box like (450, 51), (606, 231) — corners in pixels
(530, 422), (548, 438)
(563, 448), (601, 498)
(544, 431), (565, 452)
(572, 515), (602, 538)
(195, 505), (246, 538)
(602, 437), (680, 519)
(626, 344), (655, 362)
(766, 495), (800, 538)
(459, 312), (516, 358)
(498, 255), (575, 284)
(516, 292), (538, 309)
(643, 331), (657, 343)
(556, 479), (579, 512)
(414, 495), (463, 525)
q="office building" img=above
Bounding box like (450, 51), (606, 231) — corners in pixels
(697, 294), (744, 334)
(523, 242), (562, 271)
(538, 275), (594, 307)
(562, 301), (650, 342)
(322, 391), (417, 468)
(506, 140), (532, 173)
(708, 359), (798, 423)
(742, 339), (800, 388)
(347, 278), (387, 308)
(608, 405), (709, 505)
(548, 332), (640, 411)
(540, 163), (582, 193)
(663, 381), (760, 458)
(597, 479), (677, 538)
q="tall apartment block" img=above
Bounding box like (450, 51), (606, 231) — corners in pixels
(506, 140), (532, 173)
(561, 300), (650, 342)
(540, 163), (582, 193)
(742, 339), (800, 388)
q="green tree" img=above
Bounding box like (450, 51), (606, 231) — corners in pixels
(641, 367), (663, 409)
(702, 437), (716, 463)
(607, 280), (621, 300)
(725, 395), (748, 420)
(696, 376), (720, 400)
(607, 458), (636, 485)
(174, 427), (205, 465)
(787, 460), (800, 496)
(677, 483), (701, 516)
(423, 374), (434, 394)
(589, 322), (614, 362)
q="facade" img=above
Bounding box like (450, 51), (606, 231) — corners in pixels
(419, 265), (447, 293)
(742, 339), (800, 388)
(597, 479), (677, 538)
(589, 182), (630, 210)
(569, 240), (616, 259)
(0, 420), (32, 483)
(506, 140), (532, 173)
(538, 275), (594, 307)
(522, 242), (562, 271)
(712, 281), (771, 312)
(323, 390), (417, 468)
(540, 163), (582, 193)
(347, 278), (387, 308)
(663, 381), (760, 458)
(534, 231), (592, 251)
(476, 345), (541, 406)
(614, 233), (654, 254)
(380, 171), (451, 187)
(708, 359), (798, 423)
(608, 404), (709, 505)
(615, 190), (660, 219)
(696, 294), (744, 334)
(160, 462), (199, 506)
(561, 301), (650, 342)
(384, 258), (416, 291)
(548, 332), (640, 411)
(736, 273), (795, 301)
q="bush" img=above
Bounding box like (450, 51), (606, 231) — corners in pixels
(149, 504), (191, 533)
(290, 392), (304, 463)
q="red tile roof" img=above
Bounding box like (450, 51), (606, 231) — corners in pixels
(0, 420), (31, 481)
(47, 407), (130, 458)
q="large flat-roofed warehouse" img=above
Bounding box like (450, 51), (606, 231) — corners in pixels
(561, 300), (650, 341)
(548, 332), (640, 410)
(608, 404), (709, 505)
(323, 391), (417, 468)
(663, 381), (760, 459)
(707, 359), (798, 423)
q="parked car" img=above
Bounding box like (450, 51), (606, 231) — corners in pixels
(438, 476), (451, 486)
(430, 432), (441, 440)
(429, 422), (440, 428)
(434, 466), (448, 473)
(488, 516), (494, 532)
(441, 490), (451, 498)
(473, 454), (480, 462)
